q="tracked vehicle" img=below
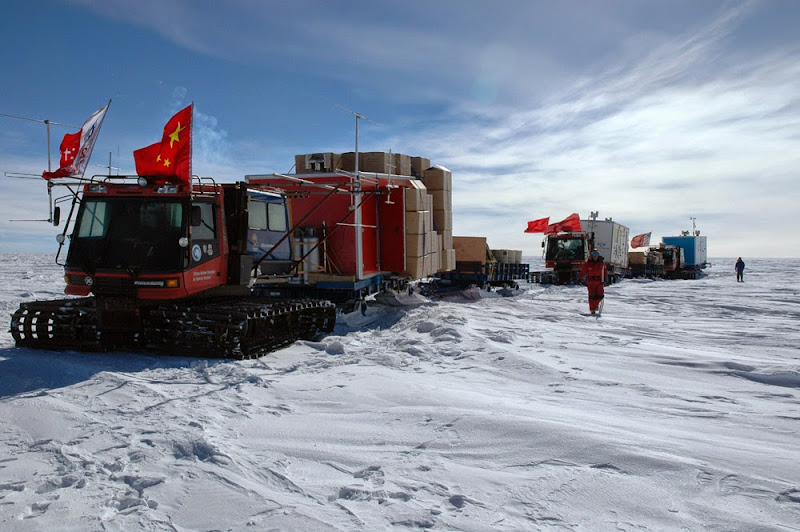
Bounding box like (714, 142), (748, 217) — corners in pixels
(10, 177), (335, 358)
(532, 215), (629, 284)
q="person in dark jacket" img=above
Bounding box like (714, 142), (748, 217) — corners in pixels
(579, 250), (608, 314)
(735, 257), (745, 282)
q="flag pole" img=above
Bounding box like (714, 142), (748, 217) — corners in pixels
(45, 119), (53, 223)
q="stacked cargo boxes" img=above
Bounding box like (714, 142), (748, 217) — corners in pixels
(422, 166), (456, 272)
(449, 237), (530, 286)
(410, 156), (430, 178)
(290, 151), (456, 279)
(628, 249), (666, 278)
(404, 180), (438, 279)
(294, 153), (343, 173)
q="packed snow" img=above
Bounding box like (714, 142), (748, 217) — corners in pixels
(0, 253), (798, 531)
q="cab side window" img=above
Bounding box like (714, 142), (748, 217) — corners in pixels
(193, 202), (216, 240)
(268, 203), (287, 232)
(249, 201), (267, 230)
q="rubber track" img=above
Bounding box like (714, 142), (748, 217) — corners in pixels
(10, 297), (336, 359)
(142, 298), (336, 359)
(10, 297), (100, 351)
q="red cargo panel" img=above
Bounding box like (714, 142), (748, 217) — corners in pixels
(248, 173), (410, 278)
(378, 184), (406, 273)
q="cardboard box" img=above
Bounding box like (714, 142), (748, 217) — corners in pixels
(433, 208), (452, 232)
(362, 152), (393, 173)
(440, 230), (453, 250)
(405, 210), (431, 235)
(429, 232), (441, 255)
(422, 166), (452, 190)
(406, 253), (439, 279)
(394, 153), (411, 176)
(629, 251), (647, 265)
(439, 248), (456, 272)
(294, 155), (306, 173)
(404, 180), (428, 211)
(339, 152), (361, 172)
(429, 249), (440, 277)
(410, 156), (431, 178)
(295, 153), (341, 173)
(406, 232), (426, 258)
(406, 232), (438, 258)
(424, 193), (433, 212)
(405, 255), (425, 279)
(453, 236), (487, 262)
(431, 189), (452, 211)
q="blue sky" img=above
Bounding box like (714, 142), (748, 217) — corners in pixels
(2, 0), (799, 258)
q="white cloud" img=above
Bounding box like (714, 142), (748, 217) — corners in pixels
(4, 0), (798, 257)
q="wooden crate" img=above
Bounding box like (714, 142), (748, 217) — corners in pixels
(453, 236), (487, 262)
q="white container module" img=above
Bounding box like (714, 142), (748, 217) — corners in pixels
(580, 218), (630, 269)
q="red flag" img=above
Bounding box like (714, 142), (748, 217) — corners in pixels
(631, 232), (651, 248)
(546, 213), (582, 234)
(133, 104), (193, 183)
(42, 102), (110, 179)
(524, 217), (550, 233)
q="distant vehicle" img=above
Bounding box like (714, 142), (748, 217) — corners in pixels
(533, 215), (629, 284)
(661, 230), (708, 278)
(630, 221), (709, 280)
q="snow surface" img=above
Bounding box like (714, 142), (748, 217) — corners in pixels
(0, 253), (799, 531)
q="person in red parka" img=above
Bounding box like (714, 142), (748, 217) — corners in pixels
(579, 250), (608, 314)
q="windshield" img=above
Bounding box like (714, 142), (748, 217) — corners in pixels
(66, 198), (185, 273)
(546, 237), (585, 261)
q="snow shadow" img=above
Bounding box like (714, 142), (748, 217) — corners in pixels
(0, 347), (214, 398)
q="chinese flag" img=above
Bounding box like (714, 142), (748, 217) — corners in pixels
(546, 213), (582, 234)
(133, 104), (193, 183)
(631, 232), (651, 248)
(524, 217), (550, 233)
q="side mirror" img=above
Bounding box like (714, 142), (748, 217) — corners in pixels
(191, 206), (202, 226)
(53, 207), (61, 226)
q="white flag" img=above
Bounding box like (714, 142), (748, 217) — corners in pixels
(71, 101), (110, 177)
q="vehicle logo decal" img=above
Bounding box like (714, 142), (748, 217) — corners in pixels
(192, 244), (203, 262)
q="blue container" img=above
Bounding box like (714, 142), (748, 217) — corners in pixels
(662, 236), (707, 268)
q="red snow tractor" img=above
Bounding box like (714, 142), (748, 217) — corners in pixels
(10, 177), (335, 358)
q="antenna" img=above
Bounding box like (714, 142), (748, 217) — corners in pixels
(95, 151), (121, 176)
(0, 112), (79, 172)
(589, 210), (598, 232)
(334, 104), (381, 178)
(334, 105), (380, 281)
(384, 149), (398, 204)
(1, 112), (81, 224)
